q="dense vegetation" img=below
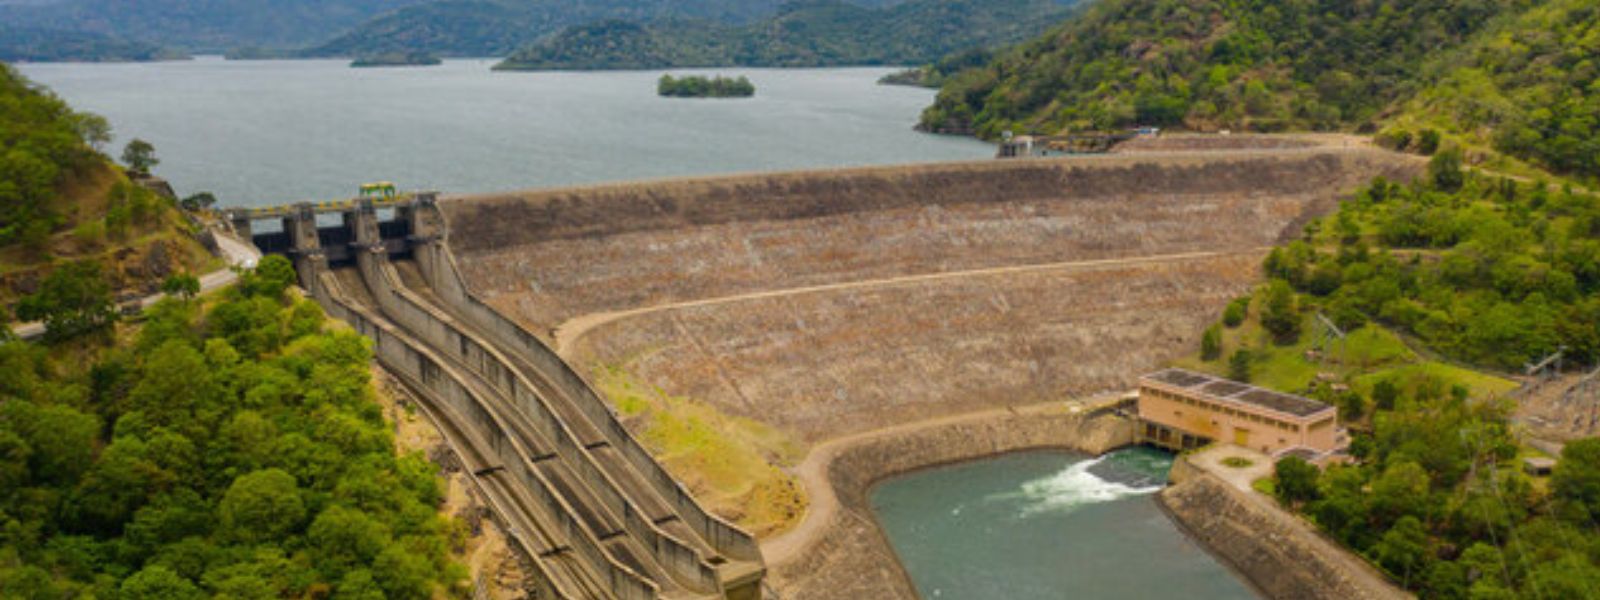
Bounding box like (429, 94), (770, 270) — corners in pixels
(878, 48), (993, 88)
(350, 51), (442, 68)
(0, 27), (183, 62)
(657, 75), (755, 98)
(0, 0), (421, 53)
(1182, 153), (1600, 597)
(305, 0), (813, 59)
(1265, 157), (1599, 370)
(0, 63), (109, 249)
(921, 0), (1600, 183)
(495, 0), (1078, 70)
(1390, 0), (1600, 179)
(1, 65), (211, 307)
(0, 256), (467, 598)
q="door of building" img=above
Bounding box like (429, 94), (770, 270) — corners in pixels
(1233, 427), (1250, 446)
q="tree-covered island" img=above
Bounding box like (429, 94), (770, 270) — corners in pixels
(657, 74), (754, 98)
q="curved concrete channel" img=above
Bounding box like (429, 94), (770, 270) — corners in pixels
(302, 199), (764, 599)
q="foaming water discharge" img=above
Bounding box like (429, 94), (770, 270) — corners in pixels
(870, 450), (1256, 599)
(1004, 454), (1171, 518)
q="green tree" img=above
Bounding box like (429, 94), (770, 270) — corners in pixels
(1222, 296), (1249, 327)
(161, 272), (201, 299)
(1261, 279), (1301, 343)
(308, 506), (391, 572)
(1429, 148), (1465, 193)
(1275, 456), (1320, 505)
(218, 469), (305, 544)
(15, 260), (119, 342)
(1228, 349), (1252, 383)
(1200, 323), (1223, 361)
(1372, 378), (1401, 412)
(1417, 129), (1441, 155)
(1374, 515), (1429, 584)
(242, 255), (297, 299)
(179, 192), (217, 212)
(120, 565), (204, 600)
(121, 138), (158, 175)
(1553, 438), (1600, 521)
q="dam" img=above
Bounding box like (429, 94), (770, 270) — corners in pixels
(229, 141), (1421, 599)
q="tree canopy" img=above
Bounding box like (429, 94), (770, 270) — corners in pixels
(0, 263), (466, 597)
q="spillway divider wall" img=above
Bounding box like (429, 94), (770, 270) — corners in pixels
(314, 270), (593, 599)
(360, 251), (723, 593)
(325, 250), (660, 599)
(412, 215), (764, 565)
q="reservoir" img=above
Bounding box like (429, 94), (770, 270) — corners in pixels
(870, 448), (1257, 599)
(16, 58), (992, 207)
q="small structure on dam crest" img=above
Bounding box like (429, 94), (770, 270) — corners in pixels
(1137, 368), (1348, 463)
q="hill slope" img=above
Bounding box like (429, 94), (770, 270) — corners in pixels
(0, 64), (211, 305)
(919, 0), (1517, 138)
(306, 0), (804, 58)
(494, 0), (1079, 70)
(0, 0), (425, 53)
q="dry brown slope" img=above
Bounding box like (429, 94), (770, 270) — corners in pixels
(440, 150), (1419, 441)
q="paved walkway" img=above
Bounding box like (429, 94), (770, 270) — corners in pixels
(12, 229), (260, 340)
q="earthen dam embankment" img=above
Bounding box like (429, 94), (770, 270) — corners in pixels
(440, 149), (1420, 442)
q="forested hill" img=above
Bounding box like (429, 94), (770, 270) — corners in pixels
(494, 0), (1079, 70)
(305, 0), (817, 58)
(919, 2), (1522, 135)
(0, 64), (212, 306)
(0, 0), (424, 55)
(0, 27), (186, 62)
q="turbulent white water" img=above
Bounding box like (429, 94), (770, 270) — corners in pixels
(1002, 456), (1165, 517)
(872, 450), (1256, 599)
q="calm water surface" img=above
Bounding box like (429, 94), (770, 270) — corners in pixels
(18, 58), (992, 207)
(871, 448), (1258, 599)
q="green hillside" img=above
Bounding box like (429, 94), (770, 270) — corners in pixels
(305, 0), (804, 58)
(0, 0), (423, 53)
(495, 0), (1078, 70)
(1390, 0), (1600, 179)
(0, 64), (213, 309)
(0, 27), (187, 62)
(919, 0), (1516, 136)
(922, 0), (1599, 183)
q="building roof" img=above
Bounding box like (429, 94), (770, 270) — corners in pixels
(1142, 368), (1333, 418)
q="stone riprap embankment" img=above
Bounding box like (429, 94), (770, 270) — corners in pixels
(1162, 458), (1412, 600)
(440, 149), (1419, 442)
(769, 406), (1136, 599)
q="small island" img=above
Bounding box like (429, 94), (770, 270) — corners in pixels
(657, 74), (755, 99)
(351, 51), (442, 68)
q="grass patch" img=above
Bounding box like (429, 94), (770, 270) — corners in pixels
(1177, 285), (1515, 400)
(1221, 456), (1255, 469)
(593, 364), (808, 538)
(1252, 477), (1277, 497)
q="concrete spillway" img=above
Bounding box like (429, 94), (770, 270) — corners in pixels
(252, 197), (764, 600)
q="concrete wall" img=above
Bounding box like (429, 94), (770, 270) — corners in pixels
(1160, 461), (1411, 600)
(409, 230), (764, 568)
(769, 410), (1136, 599)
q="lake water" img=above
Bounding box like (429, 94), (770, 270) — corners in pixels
(17, 58), (993, 208)
(871, 448), (1258, 599)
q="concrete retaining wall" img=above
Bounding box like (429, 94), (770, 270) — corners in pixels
(411, 233), (763, 565)
(769, 410), (1136, 599)
(314, 271), (640, 599)
(350, 241), (724, 594)
(1159, 464), (1411, 600)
